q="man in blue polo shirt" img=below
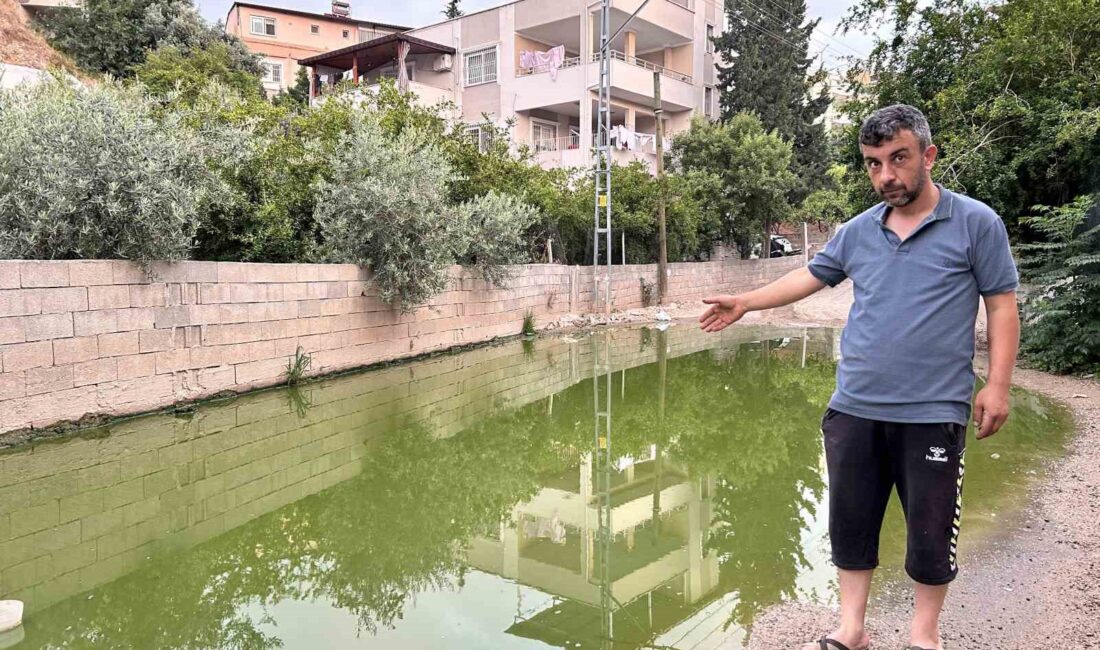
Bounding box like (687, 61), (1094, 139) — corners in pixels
(700, 104), (1020, 650)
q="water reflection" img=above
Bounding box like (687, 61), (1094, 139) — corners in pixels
(0, 326), (1070, 649)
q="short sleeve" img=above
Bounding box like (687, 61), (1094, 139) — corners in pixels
(807, 223), (850, 287)
(973, 217), (1019, 296)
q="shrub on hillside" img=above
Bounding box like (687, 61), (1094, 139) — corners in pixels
(0, 79), (229, 265)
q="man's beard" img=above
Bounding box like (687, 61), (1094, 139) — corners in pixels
(878, 174), (926, 207)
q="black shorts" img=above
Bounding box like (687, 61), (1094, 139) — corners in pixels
(821, 407), (967, 585)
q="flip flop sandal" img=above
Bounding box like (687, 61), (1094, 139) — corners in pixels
(813, 638), (864, 650)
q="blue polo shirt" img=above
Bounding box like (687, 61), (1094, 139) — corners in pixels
(808, 185), (1019, 426)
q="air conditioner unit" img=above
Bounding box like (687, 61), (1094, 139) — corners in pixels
(433, 54), (453, 71)
(330, 1), (350, 17)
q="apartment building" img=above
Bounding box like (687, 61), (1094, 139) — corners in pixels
(300, 0), (724, 171)
(224, 1), (408, 96)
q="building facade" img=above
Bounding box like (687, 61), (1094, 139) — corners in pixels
(224, 1), (407, 96)
(301, 0), (724, 171)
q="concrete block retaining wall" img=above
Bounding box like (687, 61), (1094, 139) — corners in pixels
(0, 257), (802, 434)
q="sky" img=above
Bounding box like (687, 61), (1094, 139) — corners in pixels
(197, 0), (878, 72)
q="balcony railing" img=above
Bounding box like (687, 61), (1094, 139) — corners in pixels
(517, 55), (584, 77)
(524, 132), (583, 153)
(594, 50), (693, 84)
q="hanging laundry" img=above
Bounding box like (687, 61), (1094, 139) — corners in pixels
(520, 45), (567, 81)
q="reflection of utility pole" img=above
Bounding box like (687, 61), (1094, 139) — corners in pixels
(652, 327), (668, 541)
(592, 331), (614, 648)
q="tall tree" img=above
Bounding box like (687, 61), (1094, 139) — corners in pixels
(443, 0), (463, 19)
(34, 0), (259, 78)
(713, 0), (830, 203)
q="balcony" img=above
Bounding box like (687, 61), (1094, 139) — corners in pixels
(514, 50), (695, 113)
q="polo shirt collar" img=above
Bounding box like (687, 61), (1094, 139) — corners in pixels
(873, 184), (953, 225)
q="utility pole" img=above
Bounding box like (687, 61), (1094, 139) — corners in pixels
(593, 0), (613, 314)
(593, 0), (651, 314)
(653, 71), (667, 305)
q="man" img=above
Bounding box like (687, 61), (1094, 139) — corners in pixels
(699, 104), (1020, 650)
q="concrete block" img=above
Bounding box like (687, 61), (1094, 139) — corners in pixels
(110, 262), (146, 285)
(115, 308), (154, 332)
(53, 336), (99, 365)
(148, 261), (219, 284)
(35, 287), (88, 314)
(198, 283), (232, 305)
(24, 365), (74, 396)
(24, 314), (74, 342)
(116, 354), (156, 380)
(19, 262), (69, 288)
(73, 310), (118, 337)
(154, 349), (190, 375)
(0, 291), (38, 319)
(234, 357), (288, 385)
(128, 284), (167, 308)
(9, 502), (59, 538)
(0, 262), (18, 290)
(73, 358), (117, 387)
(0, 371), (25, 401)
(67, 261), (115, 286)
(0, 317), (25, 345)
(1, 341), (53, 372)
(217, 263), (298, 284)
(138, 329), (179, 353)
(97, 332), (139, 358)
(87, 285), (130, 310)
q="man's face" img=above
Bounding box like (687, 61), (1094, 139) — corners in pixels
(860, 129), (938, 207)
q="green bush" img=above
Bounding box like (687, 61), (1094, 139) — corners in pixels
(1017, 195), (1100, 374)
(457, 191), (536, 287)
(314, 116), (464, 310)
(0, 79), (229, 266)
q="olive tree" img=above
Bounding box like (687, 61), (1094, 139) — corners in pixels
(0, 79), (230, 265)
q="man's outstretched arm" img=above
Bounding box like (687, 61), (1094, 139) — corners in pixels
(700, 267), (828, 332)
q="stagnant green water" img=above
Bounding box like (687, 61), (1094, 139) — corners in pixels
(0, 326), (1072, 649)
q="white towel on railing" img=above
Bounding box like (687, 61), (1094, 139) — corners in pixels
(520, 45), (566, 81)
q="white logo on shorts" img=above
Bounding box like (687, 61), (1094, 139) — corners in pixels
(926, 446), (948, 462)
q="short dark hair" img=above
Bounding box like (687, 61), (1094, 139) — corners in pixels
(859, 104), (932, 150)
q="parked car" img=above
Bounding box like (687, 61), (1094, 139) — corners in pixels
(750, 235), (803, 258)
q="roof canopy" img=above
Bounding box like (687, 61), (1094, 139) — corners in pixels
(298, 33), (455, 71)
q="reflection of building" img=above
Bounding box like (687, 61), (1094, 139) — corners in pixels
(224, 1), (407, 96)
(300, 0), (724, 172)
(468, 450), (721, 646)
(467, 333), (722, 647)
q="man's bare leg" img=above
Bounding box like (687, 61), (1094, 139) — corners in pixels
(801, 568), (873, 649)
(910, 582), (948, 649)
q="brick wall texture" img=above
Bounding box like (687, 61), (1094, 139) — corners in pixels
(0, 257), (803, 434)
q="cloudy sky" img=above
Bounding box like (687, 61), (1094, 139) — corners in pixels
(197, 0), (877, 71)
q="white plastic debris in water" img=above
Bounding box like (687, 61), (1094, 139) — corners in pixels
(655, 309), (671, 322)
(0, 600), (23, 633)
(990, 453), (1001, 460)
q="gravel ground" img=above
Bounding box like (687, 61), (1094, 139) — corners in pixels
(663, 282), (1100, 649)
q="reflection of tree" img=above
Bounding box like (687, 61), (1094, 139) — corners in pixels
(661, 342), (836, 631)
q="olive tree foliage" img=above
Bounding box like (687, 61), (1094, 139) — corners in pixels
(314, 116), (533, 310)
(457, 191), (538, 288)
(0, 79), (233, 265)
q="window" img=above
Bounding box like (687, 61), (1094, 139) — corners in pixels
(531, 119), (558, 153)
(263, 62), (283, 83)
(466, 125), (492, 153)
(310, 24), (320, 34)
(250, 15), (276, 36)
(706, 24), (715, 53)
(342, 30), (350, 38)
(704, 87), (714, 118)
(463, 46), (498, 86)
